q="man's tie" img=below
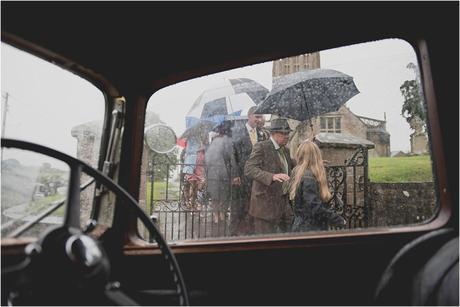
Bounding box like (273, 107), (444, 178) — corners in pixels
(249, 128), (257, 145)
(277, 147), (290, 195)
(277, 147), (288, 174)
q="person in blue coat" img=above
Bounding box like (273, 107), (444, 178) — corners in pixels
(289, 140), (346, 231)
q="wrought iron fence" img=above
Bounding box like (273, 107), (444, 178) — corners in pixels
(327, 145), (369, 229)
(146, 146), (369, 241)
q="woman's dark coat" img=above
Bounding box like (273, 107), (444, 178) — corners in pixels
(292, 170), (345, 231)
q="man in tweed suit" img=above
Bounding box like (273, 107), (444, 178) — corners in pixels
(244, 118), (294, 234)
(231, 106), (270, 235)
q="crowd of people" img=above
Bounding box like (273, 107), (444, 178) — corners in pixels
(180, 106), (346, 236)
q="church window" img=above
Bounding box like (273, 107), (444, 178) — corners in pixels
(321, 116), (341, 133)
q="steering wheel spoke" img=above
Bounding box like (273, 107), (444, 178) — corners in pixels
(64, 163), (82, 229)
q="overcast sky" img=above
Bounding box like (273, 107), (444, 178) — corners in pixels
(1, 37), (420, 168)
(1, 43), (105, 166)
(148, 38), (418, 152)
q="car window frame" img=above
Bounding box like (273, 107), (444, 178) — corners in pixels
(1, 33), (452, 253)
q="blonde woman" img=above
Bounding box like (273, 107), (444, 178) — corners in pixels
(289, 140), (346, 231)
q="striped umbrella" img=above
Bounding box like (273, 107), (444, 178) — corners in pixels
(199, 78), (269, 106)
(185, 92), (257, 130)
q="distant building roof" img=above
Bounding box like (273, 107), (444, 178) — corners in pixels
(357, 115), (384, 125)
(315, 132), (375, 149)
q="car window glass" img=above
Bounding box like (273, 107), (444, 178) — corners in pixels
(1, 150), (70, 238)
(139, 38), (437, 242)
(1, 43), (105, 238)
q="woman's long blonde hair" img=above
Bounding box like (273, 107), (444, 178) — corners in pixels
(289, 140), (331, 202)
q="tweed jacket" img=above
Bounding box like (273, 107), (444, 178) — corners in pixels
(244, 139), (294, 221)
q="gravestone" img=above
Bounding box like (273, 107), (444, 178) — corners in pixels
(410, 117), (428, 154)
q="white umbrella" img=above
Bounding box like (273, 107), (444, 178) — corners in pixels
(185, 78), (268, 129)
(185, 92), (257, 129)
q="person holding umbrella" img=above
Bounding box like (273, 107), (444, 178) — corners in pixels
(244, 118), (295, 235)
(289, 140), (347, 231)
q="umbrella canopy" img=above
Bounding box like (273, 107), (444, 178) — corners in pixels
(227, 78), (269, 105)
(185, 78), (268, 128)
(182, 78), (267, 142)
(185, 92), (257, 129)
(179, 120), (215, 140)
(198, 78), (269, 107)
(255, 69), (359, 122)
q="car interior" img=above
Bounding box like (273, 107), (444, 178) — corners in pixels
(1, 2), (458, 306)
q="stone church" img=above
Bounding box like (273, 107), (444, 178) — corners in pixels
(271, 52), (391, 157)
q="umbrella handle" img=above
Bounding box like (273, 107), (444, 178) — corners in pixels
(308, 121), (314, 134)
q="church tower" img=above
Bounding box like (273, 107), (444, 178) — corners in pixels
(272, 52), (321, 78)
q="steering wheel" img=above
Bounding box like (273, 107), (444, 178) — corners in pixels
(1, 138), (189, 306)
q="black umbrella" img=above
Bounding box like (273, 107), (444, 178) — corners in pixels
(255, 69), (359, 121)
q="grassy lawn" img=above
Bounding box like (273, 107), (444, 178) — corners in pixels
(369, 155), (434, 183)
(28, 194), (66, 216)
(145, 181), (180, 203)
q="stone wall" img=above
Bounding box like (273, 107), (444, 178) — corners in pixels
(367, 129), (391, 157)
(321, 147), (361, 166)
(368, 182), (436, 227)
(340, 107), (368, 139)
(71, 122), (101, 227)
(286, 106), (390, 159)
(289, 106), (369, 142)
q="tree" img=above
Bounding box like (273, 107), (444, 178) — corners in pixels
(148, 150), (179, 182)
(143, 110), (179, 181)
(400, 63), (426, 130)
(37, 163), (68, 195)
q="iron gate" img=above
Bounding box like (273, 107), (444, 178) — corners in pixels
(327, 145), (369, 229)
(146, 146), (369, 241)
